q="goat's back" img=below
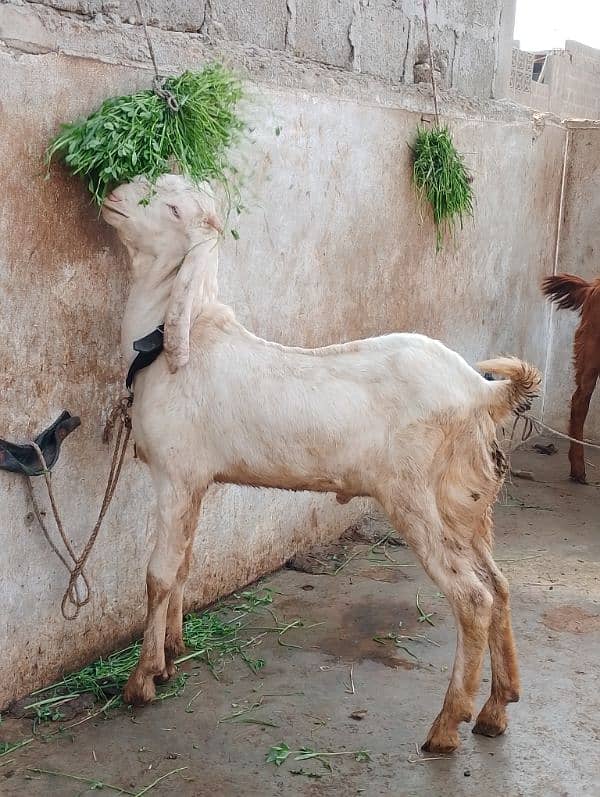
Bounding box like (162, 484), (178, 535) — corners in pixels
(133, 319), (495, 472)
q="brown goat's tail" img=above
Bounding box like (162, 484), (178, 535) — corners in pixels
(477, 357), (542, 423)
(542, 273), (591, 312)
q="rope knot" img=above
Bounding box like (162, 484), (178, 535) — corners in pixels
(135, 0), (180, 113)
(153, 76), (180, 113)
(103, 394), (133, 444)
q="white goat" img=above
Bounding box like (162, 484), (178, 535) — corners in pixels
(102, 174), (540, 753)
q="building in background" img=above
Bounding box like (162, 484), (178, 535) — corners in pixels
(510, 39), (600, 119)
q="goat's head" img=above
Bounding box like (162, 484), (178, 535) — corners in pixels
(102, 174), (222, 259)
(103, 174), (223, 373)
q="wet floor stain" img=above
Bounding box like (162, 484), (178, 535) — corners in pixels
(316, 598), (419, 669)
(358, 564), (413, 583)
(541, 605), (600, 634)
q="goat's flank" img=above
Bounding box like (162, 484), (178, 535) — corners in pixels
(102, 174), (541, 753)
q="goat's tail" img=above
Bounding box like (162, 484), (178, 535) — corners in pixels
(477, 357), (542, 423)
(542, 273), (591, 312)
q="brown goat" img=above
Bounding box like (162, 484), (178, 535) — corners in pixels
(542, 274), (600, 483)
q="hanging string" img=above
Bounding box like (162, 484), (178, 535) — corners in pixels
(422, 0), (440, 127)
(134, 0), (180, 112)
(26, 399), (132, 620)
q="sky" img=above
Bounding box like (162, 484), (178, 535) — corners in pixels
(514, 0), (600, 52)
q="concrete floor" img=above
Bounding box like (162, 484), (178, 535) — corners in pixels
(1, 441), (599, 796)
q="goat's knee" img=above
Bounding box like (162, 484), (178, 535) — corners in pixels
(488, 568), (510, 606)
(146, 534), (189, 597)
(147, 571), (172, 606)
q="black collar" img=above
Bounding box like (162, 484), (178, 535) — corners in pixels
(126, 324), (165, 392)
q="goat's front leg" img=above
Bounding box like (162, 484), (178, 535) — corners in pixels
(123, 486), (203, 705)
(160, 486), (204, 681)
(161, 534), (196, 680)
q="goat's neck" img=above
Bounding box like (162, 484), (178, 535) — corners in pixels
(121, 242), (219, 364)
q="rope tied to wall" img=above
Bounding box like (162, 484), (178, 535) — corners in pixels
(134, 0), (180, 112)
(26, 397), (132, 620)
(422, 0), (440, 127)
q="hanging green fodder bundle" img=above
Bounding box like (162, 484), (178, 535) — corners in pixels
(412, 125), (473, 251)
(45, 64), (245, 207)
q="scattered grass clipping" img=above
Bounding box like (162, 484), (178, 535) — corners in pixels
(18, 588), (274, 718)
(45, 64), (245, 206)
(1, 586), (314, 753)
(412, 125), (473, 251)
(266, 742), (371, 772)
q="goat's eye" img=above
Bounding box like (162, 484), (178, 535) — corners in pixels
(168, 204), (180, 218)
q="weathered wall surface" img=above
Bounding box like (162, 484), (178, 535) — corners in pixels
(15, 0), (516, 98)
(0, 1), (565, 707)
(510, 40), (600, 120)
(544, 121), (600, 438)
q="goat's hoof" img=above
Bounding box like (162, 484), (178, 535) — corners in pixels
(423, 711), (461, 754)
(421, 734), (459, 755)
(123, 672), (156, 706)
(570, 473), (587, 485)
(164, 635), (186, 662)
(473, 702), (508, 737)
(154, 661), (177, 684)
(472, 718), (507, 737)
(422, 721), (460, 754)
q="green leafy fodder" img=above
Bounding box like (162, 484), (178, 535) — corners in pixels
(412, 125), (473, 250)
(45, 64), (245, 205)
(26, 588), (274, 709)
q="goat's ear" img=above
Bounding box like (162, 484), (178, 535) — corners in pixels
(163, 244), (216, 373)
(205, 212), (223, 234)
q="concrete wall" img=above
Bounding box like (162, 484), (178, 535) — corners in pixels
(0, 0), (567, 707)
(544, 120), (600, 439)
(510, 40), (600, 120)
(13, 0), (516, 98)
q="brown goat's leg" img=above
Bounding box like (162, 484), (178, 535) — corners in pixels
(123, 487), (203, 705)
(382, 496), (492, 753)
(568, 367), (598, 483)
(472, 543), (520, 737)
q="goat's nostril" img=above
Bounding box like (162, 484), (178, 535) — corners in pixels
(107, 193), (121, 203)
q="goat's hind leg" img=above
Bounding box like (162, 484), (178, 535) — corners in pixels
(381, 492), (493, 754)
(420, 551), (493, 753)
(472, 528), (520, 737)
(123, 483), (203, 705)
(568, 362), (598, 483)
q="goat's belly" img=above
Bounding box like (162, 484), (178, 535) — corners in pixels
(213, 467), (361, 498)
